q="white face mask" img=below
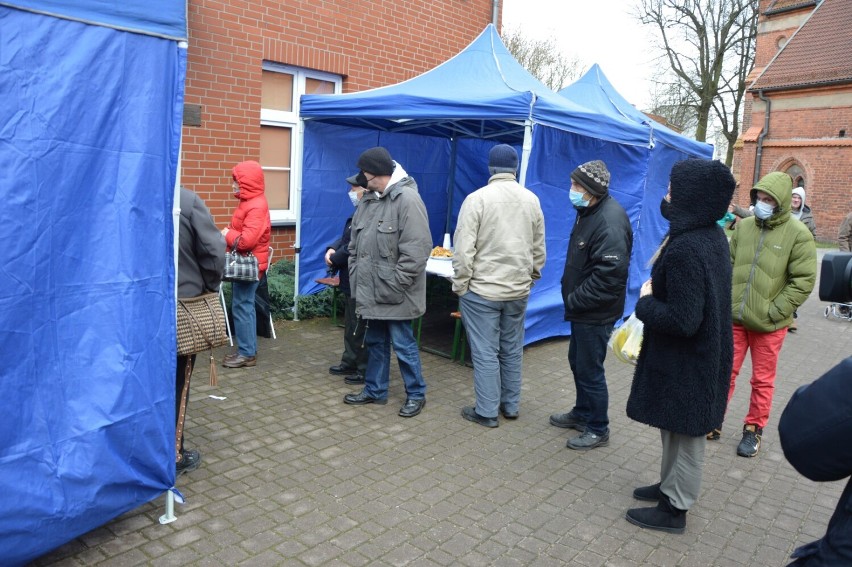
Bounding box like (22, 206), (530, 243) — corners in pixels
(348, 191), (361, 207)
(753, 200), (775, 220)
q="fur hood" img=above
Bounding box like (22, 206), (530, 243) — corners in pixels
(667, 159), (736, 236)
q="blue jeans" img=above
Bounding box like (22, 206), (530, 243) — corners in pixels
(363, 319), (426, 400)
(459, 291), (528, 419)
(567, 321), (613, 435)
(232, 279), (260, 357)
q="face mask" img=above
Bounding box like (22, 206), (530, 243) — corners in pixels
(660, 198), (672, 221)
(348, 191), (360, 207)
(569, 189), (589, 208)
(753, 200), (775, 220)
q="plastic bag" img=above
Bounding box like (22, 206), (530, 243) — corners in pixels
(608, 313), (644, 365)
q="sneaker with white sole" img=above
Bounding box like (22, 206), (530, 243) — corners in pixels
(736, 424), (762, 457)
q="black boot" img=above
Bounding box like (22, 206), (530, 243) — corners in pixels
(626, 495), (686, 534)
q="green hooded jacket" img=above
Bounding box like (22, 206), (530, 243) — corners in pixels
(730, 172), (816, 332)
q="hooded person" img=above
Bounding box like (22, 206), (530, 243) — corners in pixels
(791, 187), (816, 237)
(222, 160), (272, 369)
(624, 159), (736, 534)
(716, 171), (817, 457)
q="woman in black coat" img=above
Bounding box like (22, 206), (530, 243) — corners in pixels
(625, 159), (736, 534)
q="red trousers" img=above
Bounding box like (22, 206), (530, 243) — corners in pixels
(728, 324), (788, 429)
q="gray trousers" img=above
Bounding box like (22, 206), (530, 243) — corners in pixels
(660, 429), (706, 511)
(459, 290), (528, 419)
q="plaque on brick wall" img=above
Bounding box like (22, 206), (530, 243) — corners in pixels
(183, 104), (202, 127)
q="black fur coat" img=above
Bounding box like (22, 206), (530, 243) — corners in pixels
(626, 159), (736, 436)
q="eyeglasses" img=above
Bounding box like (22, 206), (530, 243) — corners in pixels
(362, 173), (376, 183)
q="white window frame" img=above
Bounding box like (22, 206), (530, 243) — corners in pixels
(261, 62), (341, 225)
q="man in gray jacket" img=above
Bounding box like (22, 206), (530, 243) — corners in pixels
(453, 144), (546, 427)
(344, 147), (432, 418)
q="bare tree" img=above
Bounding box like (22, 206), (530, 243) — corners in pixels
(502, 27), (585, 91)
(636, 0), (758, 155)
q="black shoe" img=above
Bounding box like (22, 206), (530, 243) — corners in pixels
(399, 398), (425, 418)
(626, 497), (686, 534)
(633, 483), (662, 502)
(549, 411), (587, 431)
(566, 429), (609, 451)
(329, 363), (357, 375)
(706, 428), (722, 441)
(737, 424), (763, 457)
(343, 389), (387, 405)
(461, 406), (498, 428)
(176, 449), (201, 476)
(344, 372), (365, 385)
(499, 403), (518, 420)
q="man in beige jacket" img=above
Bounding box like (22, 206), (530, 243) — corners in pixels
(452, 144), (546, 427)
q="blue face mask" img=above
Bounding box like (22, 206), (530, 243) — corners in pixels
(754, 200), (775, 220)
(348, 191), (360, 207)
(569, 188), (589, 208)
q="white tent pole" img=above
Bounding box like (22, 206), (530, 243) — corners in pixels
(292, 118), (306, 321)
(519, 119), (533, 186)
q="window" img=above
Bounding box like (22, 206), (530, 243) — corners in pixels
(261, 63), (341, 224)
(785, 163), (805, 189)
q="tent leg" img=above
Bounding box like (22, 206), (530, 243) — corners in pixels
(159, 490), (177, 524)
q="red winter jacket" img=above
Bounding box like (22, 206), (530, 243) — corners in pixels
(226, 161), (272, 273)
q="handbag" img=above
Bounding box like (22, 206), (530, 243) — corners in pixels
(176, 292), (230, 385)
(223, 237), (259, 282)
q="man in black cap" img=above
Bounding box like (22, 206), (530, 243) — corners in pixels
(550, 160), (633, 450)
(344, 147), (432, 418)
(325, 174), (369, 385)
(453, 144), (546, 428)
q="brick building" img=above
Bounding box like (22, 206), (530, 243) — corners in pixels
(181, 0), (499, 258)
(734, 0), (852, 242)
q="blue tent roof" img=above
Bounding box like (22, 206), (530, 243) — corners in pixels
(301, 25), (650, 147)
(558, 64), (712, 157)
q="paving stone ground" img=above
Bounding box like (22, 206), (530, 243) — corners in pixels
(33, 252), (850, 566)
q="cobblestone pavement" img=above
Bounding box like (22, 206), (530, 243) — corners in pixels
(34, 259), (850, 566)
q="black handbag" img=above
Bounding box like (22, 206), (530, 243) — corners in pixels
(223, 237), (259, 282)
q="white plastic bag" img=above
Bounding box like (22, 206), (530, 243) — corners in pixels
(608, 313), (644, 365)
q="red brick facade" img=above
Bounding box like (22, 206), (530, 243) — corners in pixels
(181, 0), (497, 257)
(734, 0), (852, 242)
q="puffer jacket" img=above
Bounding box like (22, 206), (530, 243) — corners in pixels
(349, 168), (432, 320)
(626, 159), (735, 436)
(730, 172), (816, 332)
(451, 173), (546, 301)
(561, 194), (633, 325)
(225, 161), (272, 273)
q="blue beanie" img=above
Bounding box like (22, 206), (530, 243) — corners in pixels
(488, 144), (518, 172)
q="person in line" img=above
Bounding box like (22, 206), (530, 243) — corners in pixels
(788, 186), (816, 332)
(780, 356), (852, 566)
(838, 211), (852, 252)
(222, 160), (272, 369)
(712, 171), (816, 457)
(176, 187), (225, 475)
(326, 175), (369, 385)
(550, 160), (633, 450)
(344, 147), (432, 418)
(452, 144), (546, 428)
(624, 160), (736, 534)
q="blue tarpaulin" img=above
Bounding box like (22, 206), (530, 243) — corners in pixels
(298, 25), (712, 345)
(0, 2), (186, 564)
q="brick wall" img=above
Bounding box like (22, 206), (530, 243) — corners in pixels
(180, 0), (496, 258)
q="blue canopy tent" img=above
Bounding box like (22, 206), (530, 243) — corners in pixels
(0, 2), (186, 564)
(296, 24), (711, 345)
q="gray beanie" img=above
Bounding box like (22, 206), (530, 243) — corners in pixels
(571, 160), (611, 197)
(488, 144), (519, 174)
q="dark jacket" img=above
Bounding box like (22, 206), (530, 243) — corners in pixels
(780, 357), (852, 566)
(328, 217), (353, 296)
(226, 161), (272, 273)
(626, 160), (735, 436)
(349, 168), (432, 320)
(561, 194), (633, 325)
(178, 188), (226, 298)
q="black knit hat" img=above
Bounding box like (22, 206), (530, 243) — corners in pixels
(356, 147), (395, 176)
(571, 160), (611, 197)
(488, 144), (518, 172)
(346, 172), (367, 188)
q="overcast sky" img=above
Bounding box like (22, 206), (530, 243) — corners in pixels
(501, 0), (659, 110)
